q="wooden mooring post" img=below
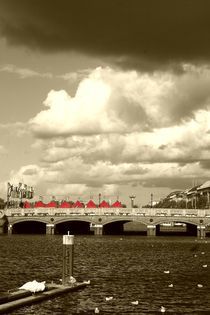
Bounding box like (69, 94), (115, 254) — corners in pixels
(62, 233), (74, 285)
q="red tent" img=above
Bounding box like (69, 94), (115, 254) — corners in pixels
(23, 201), (31, 208)
(45, 201), (57, 208)
(86, 200), (97, 208)
(72, 200), (84, 208)
(99, 200), (110, 207)
(111, 200), (122, 208)
(59, 201), (71, 208)
(34, 200), (45, 208)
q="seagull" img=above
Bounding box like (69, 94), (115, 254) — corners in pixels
(202, 264), (207, 268)
(201, 252), (205, 255)
(164, 270), (170, 274)
(131, 300), (139, 305)
(197, 284), (203, 288)
(168, 283), (173, 287)
(105, 296), (113, 301)
(160, 306), (166, 313)
(194, 254), (197, 257)
(95, 307), (100, 314)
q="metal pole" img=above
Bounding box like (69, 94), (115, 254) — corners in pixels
(62, 234), (74, 285)
(129, 195), (136, 208)
(151, 193), (153, 208)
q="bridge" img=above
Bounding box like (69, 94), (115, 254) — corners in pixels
(1, 207), (210, 237)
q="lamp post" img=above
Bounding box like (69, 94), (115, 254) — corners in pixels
(129, 195), (136, 208)
(98, 193), (101, 206)
(151, 193), (153, 208)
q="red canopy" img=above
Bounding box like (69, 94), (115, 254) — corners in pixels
(45, 201), (57, 208)
(34, 200), (45, 208)
(99, 200), (110, 207)
(86, 200), (97, 208)
(72, 200), (84, 208)
(59, 201), (71, 208)
(111, 200), (122, 208)
(23, 201), (31, 208)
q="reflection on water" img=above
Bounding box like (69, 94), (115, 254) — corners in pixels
(0, 235), (210, 314)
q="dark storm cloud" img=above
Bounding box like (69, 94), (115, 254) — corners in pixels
(1, 0), (210, 67)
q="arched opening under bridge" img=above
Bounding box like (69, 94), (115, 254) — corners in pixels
(11, 221), (46, 234)
(206, 225), (210, 237)
(55, 220), (92, 235)
(156, 221), (197, 236)
(103, 220), (147, 235)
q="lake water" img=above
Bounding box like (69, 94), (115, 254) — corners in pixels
(0, 235), (210, 314)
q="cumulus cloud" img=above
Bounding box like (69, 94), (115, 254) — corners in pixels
(9, 165), (44, 187)
(29, 65), (210, 139)
(6, 64), (210, 197)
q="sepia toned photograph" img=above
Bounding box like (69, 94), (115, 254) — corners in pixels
(0, 1), (209, 314)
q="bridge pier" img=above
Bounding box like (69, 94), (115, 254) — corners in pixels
(46, 223), (55, 235)
(8, 224), (13, 234)
(147, 225), (156, 236)
(197, 225), (206, 238)
(90, 224), (103, 235)
(0, 216), (6, 234)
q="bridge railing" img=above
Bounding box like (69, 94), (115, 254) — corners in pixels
(3, 207), (210, 217)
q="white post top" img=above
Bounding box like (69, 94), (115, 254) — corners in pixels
(63, 234), (74, 245)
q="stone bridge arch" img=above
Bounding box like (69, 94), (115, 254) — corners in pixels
(7, 217), (49, 234)
(53, 217), (94, 235)
(102, 218), (148, 235)
(151, 217), (205, 237)
(9, 217), (49, 225)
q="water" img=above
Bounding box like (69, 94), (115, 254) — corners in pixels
(0, 235), (210, 314)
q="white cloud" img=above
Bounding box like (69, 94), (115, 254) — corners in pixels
(4, 64), (210, 201)
(29, 65), (210, 139)
(30, 68), (127, 136)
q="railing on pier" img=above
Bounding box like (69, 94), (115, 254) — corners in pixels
(4, 207), (210, 218)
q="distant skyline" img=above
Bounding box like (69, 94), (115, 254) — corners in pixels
(0, 1), (210, 206)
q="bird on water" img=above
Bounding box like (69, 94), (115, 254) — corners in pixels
(160, 306), (166, 312)
(131, 300), (139, 305)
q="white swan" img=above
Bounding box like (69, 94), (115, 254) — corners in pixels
(131, 300), (138, 305)
(160, 306), (166, 312)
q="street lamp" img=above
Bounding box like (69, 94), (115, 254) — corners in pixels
(98, 193), (101, 206)
(151, 193), (153, 208)
(129, 195), (136, 208)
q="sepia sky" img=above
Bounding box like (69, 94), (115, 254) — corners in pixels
(0, 0), (210, 205)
